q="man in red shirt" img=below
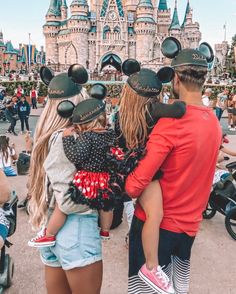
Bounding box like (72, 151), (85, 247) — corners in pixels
(126, 49), (222, 294)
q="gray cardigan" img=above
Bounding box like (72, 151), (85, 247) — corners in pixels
(43, 130), (90, 215)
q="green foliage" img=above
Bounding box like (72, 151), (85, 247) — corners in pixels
(1, 81), (235, 99)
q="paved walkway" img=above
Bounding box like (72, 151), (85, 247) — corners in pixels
(2, 107), (236, 294)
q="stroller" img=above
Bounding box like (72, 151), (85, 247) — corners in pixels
(203, 161), (236, 240)
(0, 191), (18, 292)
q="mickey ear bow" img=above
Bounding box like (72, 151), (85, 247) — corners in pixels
(198, 42), (214, 63)
(122, 59), (141, 76)
(68, 64), (89, 84)
(90, 83), (107, 100)
(161, 37), (182, 59)
(40, 66), (55, 86)
(157, 67), (175, 84)
(57, 101), (75, 119)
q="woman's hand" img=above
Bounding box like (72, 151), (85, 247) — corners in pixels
(63, 126), (75, 137)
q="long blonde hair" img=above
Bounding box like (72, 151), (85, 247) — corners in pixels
(119, 84), (152, 149)
(29, 88), (87, 229)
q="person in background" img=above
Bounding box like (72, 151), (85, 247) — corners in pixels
(15, 84), (24, 100)
(5, 96), (18, 136)
(30, 86), (38, 109)
(227, 93), (235, 131)
(215, 88), (229, 120)
(161, 86), (170, 104)
(232, 92), (236, 130)
(18, 96), (31, 134)
(0, 136), (17, 176)
(0, 169), (11, 249)
(202, 88), (212, 107)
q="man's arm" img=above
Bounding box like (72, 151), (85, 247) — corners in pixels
(125, 118), (176, 198)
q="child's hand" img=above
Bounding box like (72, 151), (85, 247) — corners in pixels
(63, 127), (75, 137)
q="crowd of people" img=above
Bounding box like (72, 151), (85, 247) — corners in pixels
(1, 41), (236, 294)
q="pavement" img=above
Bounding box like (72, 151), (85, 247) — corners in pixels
(1, 107), (236, 294)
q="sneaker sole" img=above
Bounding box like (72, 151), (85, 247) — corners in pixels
(138, 270), (175, 294)
(28, 241), (56, 248)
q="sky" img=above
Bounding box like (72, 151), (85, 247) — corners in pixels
(0, 0), (236, 50)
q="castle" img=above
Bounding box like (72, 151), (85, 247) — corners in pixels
(44, 0), (201, 72)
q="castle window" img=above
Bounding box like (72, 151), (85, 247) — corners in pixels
(103, 25), (111, 39)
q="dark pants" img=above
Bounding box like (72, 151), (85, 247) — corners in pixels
(128, 216), (195, 294)
(5, 111), (16, 132)
(215, 107), (224, 121)
(32, 98), (37, 109)
(19, 116), (29, 132)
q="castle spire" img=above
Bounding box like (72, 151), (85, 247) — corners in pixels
(138, 0), (153, 8)
(47, 0), (61, 16)
(158, 0), (168, 11)
(61, 0), (68, 7)
(182, 0), (191, 28)
(169, 0), (181, 30)
(100, 0), (124, 17)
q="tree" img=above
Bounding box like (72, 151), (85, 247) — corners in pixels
(226, 34), (236, 77)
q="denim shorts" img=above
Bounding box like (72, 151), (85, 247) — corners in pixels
(40, 213), (102, 270)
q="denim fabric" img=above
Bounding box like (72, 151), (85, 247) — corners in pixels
(40, 213), (102, 270)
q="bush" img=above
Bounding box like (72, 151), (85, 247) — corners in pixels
(1, 81), (234, 100)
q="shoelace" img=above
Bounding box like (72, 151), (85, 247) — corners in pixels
(32, 229), (46, 241)
(155, 266), (170, 288)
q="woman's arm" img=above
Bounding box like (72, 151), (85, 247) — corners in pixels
(0, 169), (11, 204)
(221, 146), (236, 157)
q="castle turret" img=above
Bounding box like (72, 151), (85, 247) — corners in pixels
(44, 0), (61, 65)
(135, 0), (156, 63)
(169, 0), (181, 36)
(181, 1), (201, 49)
(60, 0), (68, 21)
(68, 0), (90, 67)
(156, 0), (171, 35)
(0, 30), (5, 48)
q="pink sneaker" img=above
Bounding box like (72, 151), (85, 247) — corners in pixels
(138, 264), (175, 294)
(28, 229), (56, 248)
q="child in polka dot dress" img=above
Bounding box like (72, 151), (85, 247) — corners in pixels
(28, 99), (123, 247)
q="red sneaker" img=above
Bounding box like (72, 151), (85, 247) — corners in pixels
(100, 230), (110, 241)
(28, 229), (56, 248)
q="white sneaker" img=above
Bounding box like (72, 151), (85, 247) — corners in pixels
(229, 127), (236, 131)
(228, 125), (231, 129)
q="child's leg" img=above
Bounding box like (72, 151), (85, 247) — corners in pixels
(46, 204), (67, 236)
(99, 210), (113, 235)
(139, 180), (163, 270)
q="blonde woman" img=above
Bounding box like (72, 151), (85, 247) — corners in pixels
(116, 62), (186, 293)
(28, 67), (102, 294)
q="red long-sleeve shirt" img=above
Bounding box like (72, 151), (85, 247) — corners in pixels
(125, 105), (222, 236)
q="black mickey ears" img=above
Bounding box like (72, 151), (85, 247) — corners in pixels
(68, 64), (89, 84)
(122, 59), (141, 76)
(40, 66), (55, 86)
(57, 100), (75, 119)
(90, 83), (107, 100)
(157, 67), (175, 84)
(161, 37), (182, 59)
(198, 42), (214, 63)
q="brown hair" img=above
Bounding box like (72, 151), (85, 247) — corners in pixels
(175, 65), (208, 89)
(28, 88), (88, 229)
(119, 84), (152, 149)
(0, 136), (10, 162)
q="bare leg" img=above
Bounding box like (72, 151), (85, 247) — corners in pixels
(139, 180), (163, 270)
(65, 261), (103, 294)
(99, 210), (113, 233)
(45, 266), (71, 294)
(47, 204), (67, 236)
(228, 113), (233, 126)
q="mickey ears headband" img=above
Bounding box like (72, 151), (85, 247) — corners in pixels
(122, 59), (175, 85)
(161, 37), (214, 63)
(40, 64), (89, 86)
(57, 83), (107, 119)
